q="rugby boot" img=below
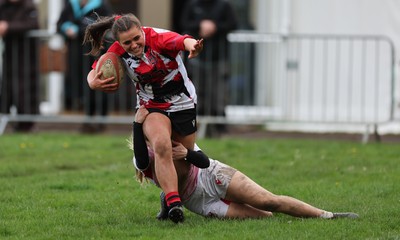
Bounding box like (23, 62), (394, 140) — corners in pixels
(168, 204), (185, 223)
(156, 191), (168, 220)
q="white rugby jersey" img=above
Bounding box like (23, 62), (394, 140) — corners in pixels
(93, 27), (197, 112)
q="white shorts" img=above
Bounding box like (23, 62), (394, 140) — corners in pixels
(183, 159), (237, 218)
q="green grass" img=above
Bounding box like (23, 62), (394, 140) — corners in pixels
(0, 133), (399, 240)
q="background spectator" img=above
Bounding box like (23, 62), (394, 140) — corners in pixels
(57, 0), (111, 133)
(180, 0), (238, 135)
(105, 0), (138, 15)
(0, 0), (39, 132)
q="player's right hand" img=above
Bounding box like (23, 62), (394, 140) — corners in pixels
(87, 69), (118, 93)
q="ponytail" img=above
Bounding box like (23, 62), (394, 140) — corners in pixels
(83, 13), (142, 57)
(83, 15), (114, 56)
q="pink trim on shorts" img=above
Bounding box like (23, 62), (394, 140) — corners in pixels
(181, 165), (199, 201)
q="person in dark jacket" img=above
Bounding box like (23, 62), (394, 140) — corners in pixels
(57, 0), (111, 133)
(0, 0), (39, 132)
(180, 0), (238, 135)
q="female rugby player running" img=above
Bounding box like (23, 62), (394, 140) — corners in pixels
(84, 13), (203, 223)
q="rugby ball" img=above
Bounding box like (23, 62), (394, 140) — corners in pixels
(96, 52), (125, 85)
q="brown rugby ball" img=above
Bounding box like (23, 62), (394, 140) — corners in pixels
(95, 52), (125, 85)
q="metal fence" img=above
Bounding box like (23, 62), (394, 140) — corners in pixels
(0, 30), (396, 139)
(189, 32), (396, 138)
(0, 30), (136, 134)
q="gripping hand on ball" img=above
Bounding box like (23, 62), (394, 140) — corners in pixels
(87, 69), (119, 93)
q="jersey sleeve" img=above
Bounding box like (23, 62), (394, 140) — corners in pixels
(186, 149), (210, 168)
(146, 27), (192, 58)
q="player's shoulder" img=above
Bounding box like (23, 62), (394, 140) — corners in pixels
(143, 26), (171, 35)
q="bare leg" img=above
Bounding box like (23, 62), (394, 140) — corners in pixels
(225, 202), (273, 219)
(142, 113), (177, 196)
(171, 132), (196, 192)
(172, 131), (196, 150)
(225, 171), (326, 218)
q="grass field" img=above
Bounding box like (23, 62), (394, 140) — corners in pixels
(0, 133), (399, 240)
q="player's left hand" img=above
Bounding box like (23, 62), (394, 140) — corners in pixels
(187, 39), (204, 59)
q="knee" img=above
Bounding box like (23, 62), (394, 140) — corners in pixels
(152, 138), (171, 159)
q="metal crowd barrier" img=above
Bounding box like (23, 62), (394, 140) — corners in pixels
(0, 30), (136, 134)
(0, 30), (396, 140)
(223, 32), (395, 141)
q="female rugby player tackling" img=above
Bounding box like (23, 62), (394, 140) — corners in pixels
(132, 106), (359, 220)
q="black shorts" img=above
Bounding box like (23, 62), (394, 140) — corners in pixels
(147, 107), (197, 136)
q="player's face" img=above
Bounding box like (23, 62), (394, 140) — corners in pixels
(119, 26), (145, 57)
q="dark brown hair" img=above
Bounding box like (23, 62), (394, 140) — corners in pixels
(83, 13), (142, 56)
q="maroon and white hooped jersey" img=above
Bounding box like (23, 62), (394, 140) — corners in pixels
(93, 27), (197, 112)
